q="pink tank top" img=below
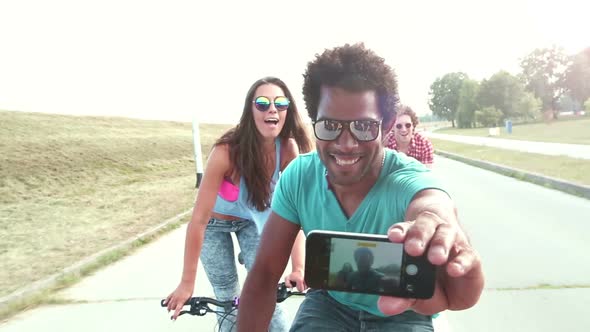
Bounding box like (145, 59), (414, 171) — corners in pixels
(218, 178), (239, 202)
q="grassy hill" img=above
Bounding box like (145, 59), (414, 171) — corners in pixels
(0, 110), (231, 297)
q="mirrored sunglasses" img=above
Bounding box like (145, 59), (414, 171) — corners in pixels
(313, 119), (382, 142)
(253, 96), (290, 112)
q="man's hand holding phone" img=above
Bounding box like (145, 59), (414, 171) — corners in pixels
(379, 211), (484, 316)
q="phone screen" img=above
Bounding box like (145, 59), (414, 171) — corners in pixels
(327, 237), (403, 294)
(305, 231), (435, 298)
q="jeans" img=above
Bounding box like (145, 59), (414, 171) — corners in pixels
(290, 289), (433, 332)
(200, 217), (288, 332)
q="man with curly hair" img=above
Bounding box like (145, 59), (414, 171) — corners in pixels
(237, 43), (484, 331)
(384, 105), (435, 168)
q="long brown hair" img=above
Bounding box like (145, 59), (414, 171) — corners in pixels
(215, 77), (312, 211)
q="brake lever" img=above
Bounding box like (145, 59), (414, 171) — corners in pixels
(195, 306), (209, 316)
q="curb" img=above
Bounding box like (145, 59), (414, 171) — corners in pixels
(0, 208), (192, 312)
(435, 150), (590, 200)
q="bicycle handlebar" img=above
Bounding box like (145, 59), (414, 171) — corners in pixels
(159, 296), (238, 309)
(161, 282), (305, 317)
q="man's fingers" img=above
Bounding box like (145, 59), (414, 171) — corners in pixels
(387, 221), (413, 242)
(447, 244), (480, 278)
(377, 296), (415, 316)
(427, 223), (457, 265)
(404, 212), (446, 256)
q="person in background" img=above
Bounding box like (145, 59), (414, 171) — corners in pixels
(346, 247), (385, 292)
(164, 76), (312, 331)
(384, 105), (434, 168)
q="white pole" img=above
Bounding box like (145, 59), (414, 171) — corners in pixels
(192, 116), (204, 188)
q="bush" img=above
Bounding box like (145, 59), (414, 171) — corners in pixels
(475, 106), (503, 127)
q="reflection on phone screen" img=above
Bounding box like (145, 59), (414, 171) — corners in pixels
(327, 238), (403, 293)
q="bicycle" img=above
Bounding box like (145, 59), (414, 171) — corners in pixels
(160, 282), (306, 331)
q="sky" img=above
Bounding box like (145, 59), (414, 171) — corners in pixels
(0, 0), (588, 124)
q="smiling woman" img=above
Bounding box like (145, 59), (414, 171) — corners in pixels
(251, 88), (291, 142)
(163, 76), (313, 329)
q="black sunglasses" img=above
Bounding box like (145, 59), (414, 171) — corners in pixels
(253, 96), (290, 112)
(396, 123), (412, 129)
(313, 119), (382, 142)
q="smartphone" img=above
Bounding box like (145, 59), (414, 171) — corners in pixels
(304, 230), (435, 299)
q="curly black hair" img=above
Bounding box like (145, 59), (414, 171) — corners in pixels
(302, 43), (400, 127)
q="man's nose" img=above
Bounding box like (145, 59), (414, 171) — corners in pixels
(336, 126), (358, 148)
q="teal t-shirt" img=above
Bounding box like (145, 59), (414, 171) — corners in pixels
(271, 148), (446, 317)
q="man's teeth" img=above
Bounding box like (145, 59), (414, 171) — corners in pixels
(334, 157), (360, 166)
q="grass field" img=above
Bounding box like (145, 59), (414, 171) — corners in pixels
(0, 110), (231, 298)
(431, 139), (590, 186)
(437, 117), (590, 145)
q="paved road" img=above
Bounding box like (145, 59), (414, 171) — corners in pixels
(433, 156), (590, 331)
(1, 156), (589, 331)
(426, 132), (590, 160)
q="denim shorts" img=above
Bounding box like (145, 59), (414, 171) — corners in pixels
(200, 217), (288, 331)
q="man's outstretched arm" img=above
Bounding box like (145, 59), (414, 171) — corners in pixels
(237, 213), (301, 332)
(379, 189), (484, 315)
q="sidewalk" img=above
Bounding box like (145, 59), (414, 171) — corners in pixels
(425, 132), (590, 160)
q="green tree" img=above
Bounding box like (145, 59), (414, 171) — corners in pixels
(456, 79), (480, 128)
(585, 98), (590, 111)
(517, 92), (542, 120)
(565, 47), (590, 106)
(428, 72), (468, 127)
(474, 106), (503, 127)
(520, 46), (571, 119)
(478, 71), (526, 120)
